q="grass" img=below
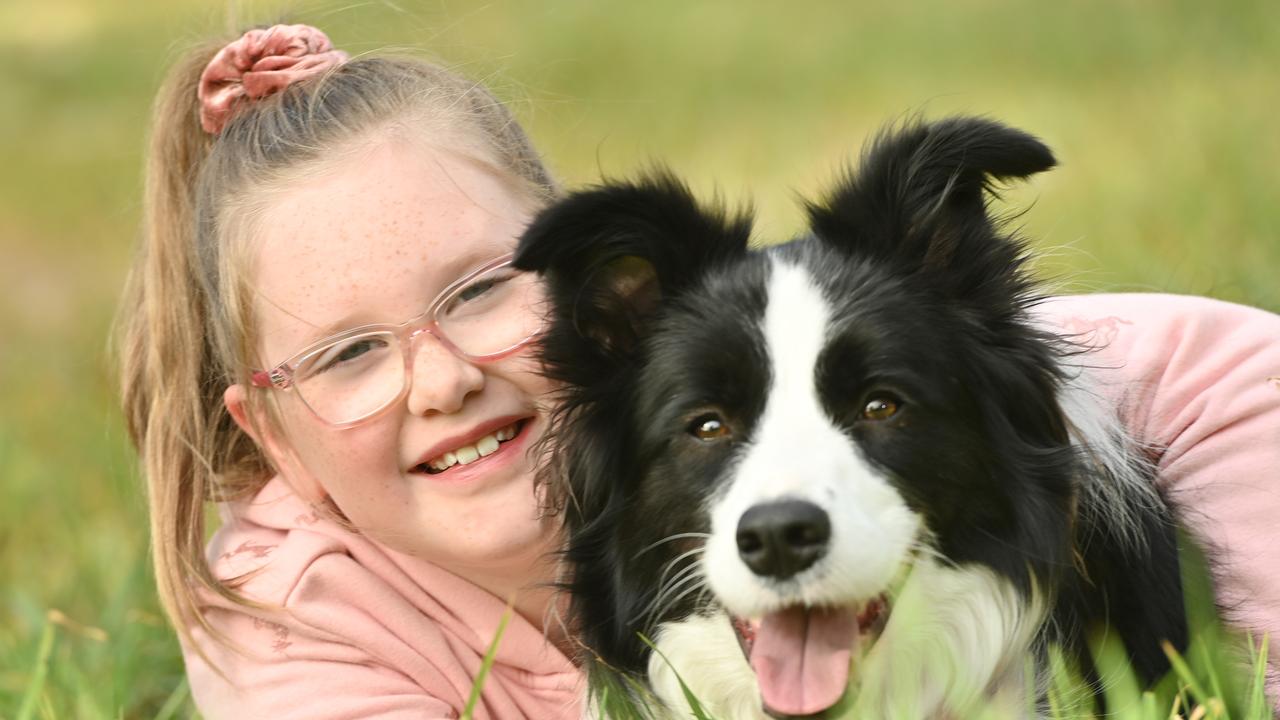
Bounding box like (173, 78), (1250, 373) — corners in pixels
(1, 0), (1277, 717)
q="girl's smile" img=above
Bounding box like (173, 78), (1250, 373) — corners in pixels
(409, 415), (538, 482)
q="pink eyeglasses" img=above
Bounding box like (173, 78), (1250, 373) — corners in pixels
(251, 254), (544, 427)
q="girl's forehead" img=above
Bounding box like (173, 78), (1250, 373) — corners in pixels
(249, 139), (531, 358)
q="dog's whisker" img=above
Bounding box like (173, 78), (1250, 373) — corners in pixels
(643, 557), (705, 618)
(633, 532), (712, 559)
(648, 573), (709, 627)
(652, 559), (703, 603)
(643, 550), (709, 623)
(652, 546), (706, 592)
(638, 566), (708, 627)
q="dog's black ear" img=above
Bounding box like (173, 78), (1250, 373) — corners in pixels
(806, 116), (1055, 298)
(515, 171), (752, 384)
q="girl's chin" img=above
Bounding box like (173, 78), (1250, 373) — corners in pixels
(436, 522), (560, 571)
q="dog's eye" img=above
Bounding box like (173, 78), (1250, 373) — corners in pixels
(688, 413), (731, 441)
(861, 394), (901, 421)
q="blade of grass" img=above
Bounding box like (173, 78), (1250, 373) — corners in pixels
(638, 633), (714, 720)
(1164, 641), (1210, 704)
(152, 678), (190, 720)
(587, 666), (659, 720)
(1245, 634), (1269, 720)
(16, 615), (57, 720)
(1142, 690), (1159, 720)
(1197, 641), (1230, 720)
(616, 672), (660, 720)
(460, 603), (513, 720)
(1095, 630), (1142, 715)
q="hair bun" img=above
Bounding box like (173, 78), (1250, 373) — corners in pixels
(198, 24), (349, 135)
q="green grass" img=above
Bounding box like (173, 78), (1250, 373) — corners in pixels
(2, 0), (1277, 717)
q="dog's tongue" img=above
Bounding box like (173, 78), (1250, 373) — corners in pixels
(750, 606), (858, 716)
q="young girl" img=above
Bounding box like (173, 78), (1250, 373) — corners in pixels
(118, 25), (1280, 718)
(119, 25), (579, 718)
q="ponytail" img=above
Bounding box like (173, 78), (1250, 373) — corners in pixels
(118, 40), (269, 648)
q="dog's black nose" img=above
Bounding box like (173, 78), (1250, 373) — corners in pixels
(736, 500), (830, 580)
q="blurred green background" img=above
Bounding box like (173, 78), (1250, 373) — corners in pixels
(1, 0), (1277, 716)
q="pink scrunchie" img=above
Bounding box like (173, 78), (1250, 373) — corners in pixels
(198, 24), (349, 135)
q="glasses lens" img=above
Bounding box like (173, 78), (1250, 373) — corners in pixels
(438, 264), (545, 357)
(293, 331), (404, 424)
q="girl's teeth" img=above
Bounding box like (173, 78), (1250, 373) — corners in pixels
(476, 435), (500, 457)
(424, 422), (520, 472)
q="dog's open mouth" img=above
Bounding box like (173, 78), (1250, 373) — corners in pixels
(731, 596), (888, 718)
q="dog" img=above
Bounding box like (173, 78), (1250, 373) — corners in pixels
(515, 117), (1188, 718)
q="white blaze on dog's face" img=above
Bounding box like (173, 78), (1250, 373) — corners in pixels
(700, 259), (921, 715)
(704, 260), (920, 613)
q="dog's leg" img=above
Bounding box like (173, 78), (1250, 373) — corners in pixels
(850, 558), (1044, 719)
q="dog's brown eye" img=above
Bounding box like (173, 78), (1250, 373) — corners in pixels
(861, 394), (901, 421)
(689, 413), (731, 441)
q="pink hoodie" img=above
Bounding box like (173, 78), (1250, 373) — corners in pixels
(184, 293), (1279, 715)
(1039, 293), (1280, 702)
(183, 477), (582, 719)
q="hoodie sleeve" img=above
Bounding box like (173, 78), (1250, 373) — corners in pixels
(184, 616), (460, 720)
(1039, 292), (1280, 703)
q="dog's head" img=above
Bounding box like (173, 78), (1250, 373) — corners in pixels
(517, 117), (1071, 715)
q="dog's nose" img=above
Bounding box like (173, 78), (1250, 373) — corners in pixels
(735, 500), (830, 580)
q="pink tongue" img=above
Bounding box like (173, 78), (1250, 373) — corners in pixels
(750, 606), (858, 717)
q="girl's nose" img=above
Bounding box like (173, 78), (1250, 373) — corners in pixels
(405, 331), (485, 416)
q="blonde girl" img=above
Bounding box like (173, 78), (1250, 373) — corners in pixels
(119, 25), (579, 718)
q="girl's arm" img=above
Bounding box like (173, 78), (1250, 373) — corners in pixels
(1039, 292), (1280, 701)
(184, 621), (459, 720)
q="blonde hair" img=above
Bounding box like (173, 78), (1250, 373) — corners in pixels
(116, 35), (558, 649)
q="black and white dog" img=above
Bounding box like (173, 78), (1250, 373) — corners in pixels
(516, 117), (1188, 718)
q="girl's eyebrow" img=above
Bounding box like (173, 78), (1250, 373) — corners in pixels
(289, 244), (508, 349)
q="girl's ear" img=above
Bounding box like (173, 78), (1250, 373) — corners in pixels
(223, 383), (261, 443)
(223, 384), (328, 503)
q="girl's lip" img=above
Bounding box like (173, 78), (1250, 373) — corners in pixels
(410, 413), (532, 471)
(409, 415), (538, 482)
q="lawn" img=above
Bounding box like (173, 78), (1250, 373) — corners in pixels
(1, 0), (1277, 717)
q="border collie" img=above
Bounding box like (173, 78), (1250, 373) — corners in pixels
(516, 117), (1187, 718)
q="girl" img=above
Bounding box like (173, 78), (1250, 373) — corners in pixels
(118, 24), (1280, 718)
(119, 25), (579, 718)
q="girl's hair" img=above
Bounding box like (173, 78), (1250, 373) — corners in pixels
(116, 34), (558, 648)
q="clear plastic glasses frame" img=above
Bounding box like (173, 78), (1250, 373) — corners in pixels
(249, 253), (542, 427)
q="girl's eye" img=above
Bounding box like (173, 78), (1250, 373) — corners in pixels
(688, 412), (732, 441)
(861, 393), (902, 421)
(442, 270), (519, 321)
(457, 278), (498, 303)
(312, 337), (389, 374)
